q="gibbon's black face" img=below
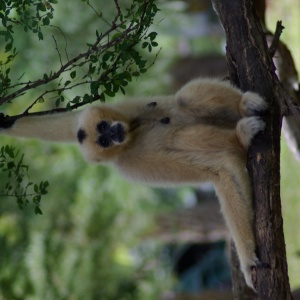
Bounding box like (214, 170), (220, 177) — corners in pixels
(96, 120), (125, 148)
(77, 120), (126, 149)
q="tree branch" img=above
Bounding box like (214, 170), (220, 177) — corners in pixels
(212, 0), (292, 298)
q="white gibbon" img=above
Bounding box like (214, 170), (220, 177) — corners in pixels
(0, 78), (267, 289)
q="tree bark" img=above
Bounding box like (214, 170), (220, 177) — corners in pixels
(212, 0), (292, 299)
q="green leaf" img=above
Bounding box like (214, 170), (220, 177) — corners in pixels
(102, 51), (113, 62)
(34, 206), (43, 215)
(142, 42), (148, 49)
(104, 82), (112, 91)
(104, 90), (115, 97)
(36, 2), (47, 12)
(64, 80), (71, 87)
(55, 98), (60, 107)
(83, 93), (92, 103)
(7, 161), (15, 169)
(72, 96), (81, 103)
(42, 17), (50, 26)
(90, 55), (98, 63)
(148, 32), (157, 41)
(5, 42), (12, 52)
(38, 31), (43, 40)
(70, 71), (76, 79)
(90, 81), (100, 94)
(120, 86), (126, 95)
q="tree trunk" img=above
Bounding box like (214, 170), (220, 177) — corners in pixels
(211, 0), (292, 298)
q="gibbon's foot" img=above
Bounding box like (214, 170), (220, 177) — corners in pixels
(242, 256), (261, 290)
(240, 91), (268, 116)
(236, 116), (266, 148)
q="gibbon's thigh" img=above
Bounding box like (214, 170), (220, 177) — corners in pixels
(170, 125), (244, 161)
(175, 78), (242, 122)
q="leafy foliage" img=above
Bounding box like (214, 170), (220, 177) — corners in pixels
(0, 153), (174, 299)
(0, 0), (160, 109)
(0, 146), (48, 214)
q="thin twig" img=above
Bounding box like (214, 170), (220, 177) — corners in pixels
(52, 35), (63, 66)
(50, 24), (69, 61)
(268, 20), (285, 57)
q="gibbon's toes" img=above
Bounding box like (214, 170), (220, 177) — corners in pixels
(236, 116), (266, 148)
(240, 91), (268, 116)
(241, 256), (261, 290)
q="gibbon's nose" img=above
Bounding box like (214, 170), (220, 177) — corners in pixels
(110, 123), (125, 143)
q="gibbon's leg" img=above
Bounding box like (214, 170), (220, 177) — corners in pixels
(176, 78), (243, 122)
(176, 78), (267, 122)
(0, 111), (80, 142)
(216, 115), (265, 288)
(214, 169), (258, 289)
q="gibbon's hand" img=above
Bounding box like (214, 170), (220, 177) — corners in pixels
(0, 113), (17, 130)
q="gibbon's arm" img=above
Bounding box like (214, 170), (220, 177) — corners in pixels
(0, 111), (81, 142)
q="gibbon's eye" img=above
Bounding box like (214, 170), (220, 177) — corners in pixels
(97, 135), (112, 148)
(147, 102), (157, 108)
(97, 121), (110, 133)
(160, 117), (170, 124)
(77, 129), (87, 143)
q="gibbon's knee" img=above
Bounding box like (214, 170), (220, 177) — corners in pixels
(236, 116), (265, 148)
(240, 91), (268, 117)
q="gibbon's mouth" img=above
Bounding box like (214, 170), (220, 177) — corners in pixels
(129, 118), (142, 132)
(110, 122), (126, 143)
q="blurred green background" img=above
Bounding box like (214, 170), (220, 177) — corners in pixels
(0, 1), (299, 299)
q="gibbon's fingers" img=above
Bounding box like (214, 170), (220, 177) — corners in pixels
(240, 92), (268, 116)
(236, 116), (266, 148)
(0, 113), (8, 126)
